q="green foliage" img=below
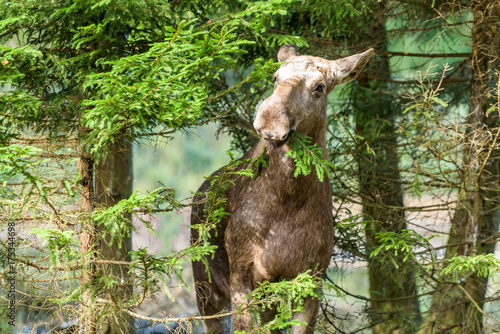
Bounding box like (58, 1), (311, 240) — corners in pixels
(370, 229), (435, 268)
(440, 254), (500, 279)
(130, 244), (217, 303)
(81, 17), (263, 157)
(30, 228), (80, 268)
(193, 154), (236, 243)
(92, 187), (177, 246)
(0, 144), (77, 227)
(0, 145), (45, 197)
(236, 271), (321, 334)
(0, 0), (296, 158)
(286, 131), (335, 182)
(334, 214), (368, 260)
(270, 0), (373, 43)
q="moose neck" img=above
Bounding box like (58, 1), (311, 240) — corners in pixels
(259, 117), (328, 202)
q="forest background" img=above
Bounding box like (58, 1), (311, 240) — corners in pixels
(1, 0), (500, 333)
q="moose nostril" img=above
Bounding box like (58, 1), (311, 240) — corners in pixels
(264, 130), (275, 139)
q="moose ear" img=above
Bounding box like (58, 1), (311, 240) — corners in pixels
(332, 48), (374, 85)
(278, 44), (300, 62)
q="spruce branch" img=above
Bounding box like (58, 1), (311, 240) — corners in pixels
(286, 131), (335, 182)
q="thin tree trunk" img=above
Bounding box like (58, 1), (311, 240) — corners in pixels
(418, 2), (500, 333)
(94, 141), (134, 334)
(79, 147), (97, 334)
(355, 5), (421, 331)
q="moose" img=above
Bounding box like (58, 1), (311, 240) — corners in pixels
(191, 45), (373, 333)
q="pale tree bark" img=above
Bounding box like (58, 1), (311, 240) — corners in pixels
(95, 141), (134, 334)
(79, 147), (97, 334)
(418, 2), (500, 333)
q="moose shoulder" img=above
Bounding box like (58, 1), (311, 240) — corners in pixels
(191, 45), (373, 333)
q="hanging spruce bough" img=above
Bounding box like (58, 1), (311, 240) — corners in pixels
(239, 271), (323, 334)
(286, 131), (335, 182)
(91, 187), (178, 247)
(369, 229), (436, 268)
(440, 254), (500, 279)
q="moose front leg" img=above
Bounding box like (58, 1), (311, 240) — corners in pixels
(230, 271), (256, 333)
(291, 296), (320, 334)
(230, 287), (254, 332)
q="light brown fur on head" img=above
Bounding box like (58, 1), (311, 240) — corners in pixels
(254, 45), (373, 142)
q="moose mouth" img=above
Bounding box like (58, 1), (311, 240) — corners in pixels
(262, 130), (294, 148)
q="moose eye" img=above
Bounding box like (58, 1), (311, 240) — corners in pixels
(312, 84), (324, 98)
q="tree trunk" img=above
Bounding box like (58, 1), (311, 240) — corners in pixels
(355, 87), (422, 334)
(354, 6), (421, 332)
(94, 142), (134, 334)
(418, 2), (500, 333)
(79, 148), (97, 334)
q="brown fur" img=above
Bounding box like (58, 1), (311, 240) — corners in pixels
(191, 45), (373, 333)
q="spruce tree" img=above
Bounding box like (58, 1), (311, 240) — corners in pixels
(0, 1), (298, 332)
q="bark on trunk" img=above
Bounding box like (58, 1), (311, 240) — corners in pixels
(79, 150), (97, 334)
(356, 47), (422, 334)
(354, 5), (422, 331)
(95, 141), (134, 334)
(418, 2), (500, 333)
(356, 100), (422, 333)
